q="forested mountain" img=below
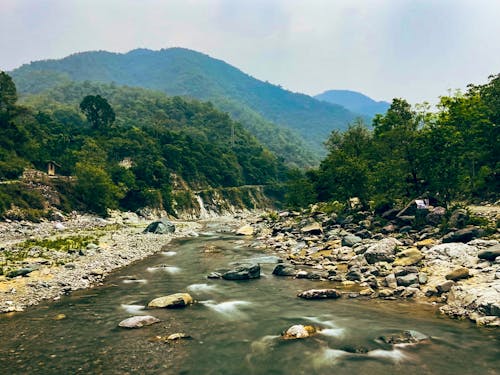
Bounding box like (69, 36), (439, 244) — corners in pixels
(10, 48), (362, 163)
(315, 90), (390, 118)
(0, 72), (287, 216)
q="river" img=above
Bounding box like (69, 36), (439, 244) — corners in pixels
(1, 230), (499, 374)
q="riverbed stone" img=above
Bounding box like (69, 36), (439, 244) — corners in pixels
(478, 245), (500, 261)
(445, 267), (470, 281)
(6, 268), (34, 278)
(364, 238), (400, 264)
(379, 330), (430, 344)
(436, 280), (455, 294)
(118, 315), (161, 328)
(282, 324), (316, 340)
(272, 264), (297, 276)
(147, 293), (193, 308)
(236, 225), (254, 236)
(396, 273), (419, 287)
(342, 234), (362, 247)
(393, 248), (424, 266)
(378, 289), (394, 297)
(143, 218), (175, 234)
(442, 226), (483, 243)
(385, 273), (398, 289)
(301, 222), (323, 235)
(298, 288), (341, 299)
(222, 263), (260, 280)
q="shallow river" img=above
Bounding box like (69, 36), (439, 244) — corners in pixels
(1, 231), (499, 374)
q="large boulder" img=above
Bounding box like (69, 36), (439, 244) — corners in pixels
(364, 238), (400, 264)
(442, 226), (483, 243)
(272, 264), (297, 277)
(143, 218), (175, 234)
(118, 315), (161, 328)
(298, 289), (341, 299)
(222, 263), (260, 280)
(147, 293), (193, 308)
(478, 245), (500, 261)
(282, 325), (316, 340)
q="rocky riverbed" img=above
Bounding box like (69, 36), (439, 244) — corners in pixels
(236, 205), (500, 327)
(0, 211), (207, 313)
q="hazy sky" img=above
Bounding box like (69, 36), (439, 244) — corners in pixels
(1, 0), (499, 103)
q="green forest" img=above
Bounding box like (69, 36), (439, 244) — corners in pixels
(286, 74), (499, 211)
(0, 72), (287, 217)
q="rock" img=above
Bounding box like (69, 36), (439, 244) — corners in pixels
(393, 248), (424, 266)
(448, 208), (469, 228)
(379, 330), (430, 345)
(445, 267), (470, 281)
(301, 222), (323, 235)
(418, 272), (428, 284)
(222, 263), (260, 280)
(90, 268), (104, 276)
(415, 238), (436, 249)
(346, 270), (363, 281)
(378, 289), (394, 297)
(53, 314), (67, 321)
(6, 268), (34, 278)
(236, 225), (254, 236)
(166, 333), (191, 340)
(385, 273), (398, 289)
(359, 288), (374, 296)
(147, 293), (193, 308)
(396, 273), (419, 287)
(478, 245), (500, 261)
(427, 243), (478, 263)
(364, 238), (400, 264)
(442, 226), (483, 243)
(436, 280), (455, 294)
(426, 206), (446, 225)
(298, 289), (341, 299)
(143, 218), (175, 234)
(118, 315), (161, 328)
(272, 264), (297, 277)
(475, 316), (500, 327)
(282, 324), (316, 340)
(207, 272), (222, 279)
(341, 235), (362, 247)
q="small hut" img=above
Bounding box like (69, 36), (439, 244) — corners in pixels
(47, 161), (61, 176)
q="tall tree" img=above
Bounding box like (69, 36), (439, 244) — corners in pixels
(79, 95), (115, 130)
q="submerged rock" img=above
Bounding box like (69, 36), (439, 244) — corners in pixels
(143, 218), (175, 234)
(222, 263), (260, 280)
(282, 324), (316, 340)
(147, 293), (193, 308)
(298, 289), (341, 299)
(272, 264), (297, 276)
(379, 330), (430, 344)
(166, 333), (191, 340)
(118, 315), (161, 328)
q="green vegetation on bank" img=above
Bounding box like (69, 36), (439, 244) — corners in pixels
(0, 72), (287, 217)
(286, 74), (500, 210)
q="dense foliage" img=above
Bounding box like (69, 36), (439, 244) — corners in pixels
(10, 48), (363, 164)
(287, 74), (499, 209)
(0, 74), (287, 216)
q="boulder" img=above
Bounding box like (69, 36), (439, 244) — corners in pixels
(346, 270), (363, 281)
(297, 289), (341, 299)
(379, 330), (430, 345)
(378, 289), (394, 297)
(384, 273), (398, 289)
(396, 273), (419, 287)
(341, 235), (362, 247)
(272, 264), (297, 277)
(236, 225), (254, 236)
(6, 268), (34, 278)
(118, 315), (161, 328)
(364, 238), (400, 264)
(478, 245), (500, 261)
(426, 206), (446, 225)
(393, 248), (424, 266)
(445, 267), (470, 281)
(300, 222), (323, 235)
(222, 263), (260, 280)
(436, 280), (455, 294)
(147, 293), (193, 308)
(448, 208), (469, 228)
(442, 226), (483, 243)
(282, 324), (316, 340)
(143, 218), (175, 234)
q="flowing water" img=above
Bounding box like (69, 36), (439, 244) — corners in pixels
(1, 231), (499, 374)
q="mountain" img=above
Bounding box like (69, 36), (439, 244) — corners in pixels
(315, 90), (390, 118)
(10, 48), (362, 164)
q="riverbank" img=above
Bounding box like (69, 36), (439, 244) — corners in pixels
(0, 212), (210, 313)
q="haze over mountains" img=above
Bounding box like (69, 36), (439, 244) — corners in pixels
(9, 48), (385, 166)
(315, 90), (390, 118)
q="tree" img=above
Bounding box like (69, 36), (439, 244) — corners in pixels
(79, 95), (115, 129)
(0, 71), (17, 114)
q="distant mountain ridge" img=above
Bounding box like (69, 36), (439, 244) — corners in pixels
(315, 89), (390, 118)
(10, 48), (363, 164)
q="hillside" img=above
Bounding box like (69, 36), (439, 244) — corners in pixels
(10, 48), (362, 161)
(315, 89), (390, 118)
(0, 72), (287, 217)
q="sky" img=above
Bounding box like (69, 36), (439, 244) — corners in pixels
(1, 0), (499, 103)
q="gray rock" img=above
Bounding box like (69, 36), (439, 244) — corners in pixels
(396, 273), (419, 287)
(385, 273), (398, 289)
(342, 235), (362, 247)
(298, 289), (341, 299)
(222, 263), (260, 280)
(6, 268), (34, 278)
(143, 218), (175, 234)
(448, 208), (469, 228)
(346, 269), (363, 281)
(364, 238), (400, 264)
(442, 226), (483, 243)
(436, 280), (455, 294)
(272, 264), (297, 276)
(445, 267), (470, 281)
(478, 245), (500, 261)
(379, 330), (430, 344)
(118, 315), (161, 328)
